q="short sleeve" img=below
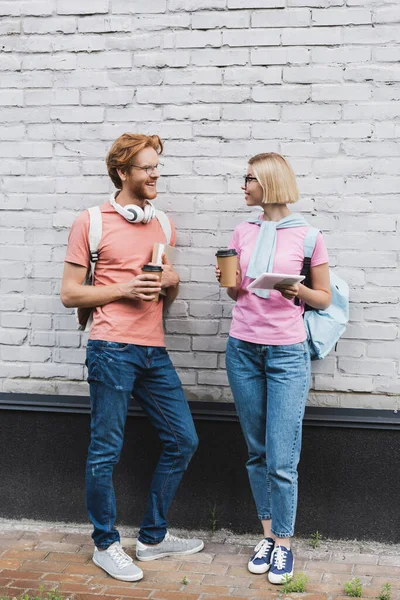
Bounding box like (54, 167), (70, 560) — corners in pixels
(229, 227), (240, 255)
(169, 218), (177, 248)
(64, 211), (90, 268)
(311, 232), (329, 268)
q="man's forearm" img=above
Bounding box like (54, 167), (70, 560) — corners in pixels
(61, 281), (123, 309)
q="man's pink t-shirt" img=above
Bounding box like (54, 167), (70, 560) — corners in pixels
(229, 222), (329, 346)
(65, 202), (176, 347)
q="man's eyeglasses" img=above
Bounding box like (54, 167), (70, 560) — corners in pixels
(244, 175), (257, 187)
(130, 163), (163, 175)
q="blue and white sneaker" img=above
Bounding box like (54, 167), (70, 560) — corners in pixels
(268, 545), (294, 584)
(248, 537), (275, 574)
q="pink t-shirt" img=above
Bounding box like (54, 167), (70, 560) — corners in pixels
(65, 202), (176, 347)
(229, 222), (329, 345)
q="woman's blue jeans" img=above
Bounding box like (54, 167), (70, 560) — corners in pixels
(85, 340), (199, 549)
(226, 336), (311, 538)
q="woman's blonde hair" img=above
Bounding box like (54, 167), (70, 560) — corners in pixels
(248, 152), (299, 204)
(106, 133), (163, 189)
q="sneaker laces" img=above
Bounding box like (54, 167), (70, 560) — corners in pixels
(253, 538), (274, 560)
(272, 546), (288, 570)
(164, 532), (190, 546)
(107, 543), (133, 569)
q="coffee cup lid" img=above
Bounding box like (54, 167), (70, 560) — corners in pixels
(215, 249), (238, 257)
(142, 264), (162, 272)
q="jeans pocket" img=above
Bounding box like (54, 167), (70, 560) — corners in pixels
(99, 341), (130, 352)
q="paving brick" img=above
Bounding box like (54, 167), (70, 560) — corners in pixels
(178, 584), (231, 595)
(0, 586), (31, 597)
(0, 539), (36, 550)
(203, 573), (252, 587)
(1, 569), (44, 580)
(169, 552), (214, 564)
(354, 563), (400, 576)
(68, 595), (108, 600)
(21, 559), (69, 573)
(41, 572), (92, 583)
(5, 578), (55, 590)
(249, 577), (292, 591)
(35, 541), (83, 552)
(65, 563), (108, 576)
(371, 575), (400, 587)
(205, 543), (241, 554)
(0, 558), (23, 569)
(0, 531), (25, 540)
(142, 570), (204, 584)
(22, 531), (66, 542)
(322, 572), (370, 585)
(103, 587), (151, 597)
(178, 561), (227, 575)
(207, 595), (269, 600)
(331, 552), (378, 565)
(57, 581), (106, 594)
(151, 593), (201, 600)
(304, 560), (353, 573)
(230, 591), (279, 599)
(227, 565), (259, 577)
(134, 581), (182, 592)
(140, 560), (182, 572)
(379, 555), (400, 567)
(45, 551), (91, 563)
(63, 533), (93, 544)
(213, 553), (248, 565)
(2, 549), (49, 560)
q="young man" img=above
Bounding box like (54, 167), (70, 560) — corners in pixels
(61, 134), (203, 582)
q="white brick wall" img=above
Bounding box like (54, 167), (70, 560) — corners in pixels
(0, 0), (399, 409)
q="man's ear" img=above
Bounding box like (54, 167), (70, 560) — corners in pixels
(116, 168), (126, 182)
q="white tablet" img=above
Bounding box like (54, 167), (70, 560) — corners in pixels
(247, 273), (305, 291)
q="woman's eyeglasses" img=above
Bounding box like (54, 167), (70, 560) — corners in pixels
(244, 175), (258, 187)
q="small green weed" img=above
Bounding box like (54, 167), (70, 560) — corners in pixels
(378, 583), (392, 600)
(281, 572), (309, 594)
(181, 576), (189, 585)
(209, 503), (218, 533)
(309, 530), (323, 549)
(0, 589), (64, 600)
(344, 577), (363, 597)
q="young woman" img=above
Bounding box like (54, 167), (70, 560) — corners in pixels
(216, 153), (331, 585)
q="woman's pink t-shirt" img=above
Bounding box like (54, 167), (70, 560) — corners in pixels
(229, 222), (329, 346)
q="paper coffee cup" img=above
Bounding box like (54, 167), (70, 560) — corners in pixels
(141, 264), (162, 302)
(216, 249), (238, 288)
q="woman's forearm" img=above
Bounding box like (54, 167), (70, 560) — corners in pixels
(297, 284), (331, 310)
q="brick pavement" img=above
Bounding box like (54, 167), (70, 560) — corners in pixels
(0, 522), (399, 600)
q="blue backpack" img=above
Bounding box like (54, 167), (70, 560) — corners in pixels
(298, 227), (349, 361)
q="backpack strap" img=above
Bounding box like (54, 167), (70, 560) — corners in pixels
(87, 205), (102, 280)
(86, 206), (170, 279)
(294, 227), (319, 306)
(155, 209), (172, 244)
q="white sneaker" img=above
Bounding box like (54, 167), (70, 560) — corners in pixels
(93, 541), (143, 581)
(136, 531), (204, 561)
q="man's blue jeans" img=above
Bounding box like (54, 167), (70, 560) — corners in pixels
(85, 340), (199, 549)
(226, 336), (311, 538)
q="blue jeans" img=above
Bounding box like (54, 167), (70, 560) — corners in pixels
(85, 340), (199, 549)
(226, 336), (311, 538)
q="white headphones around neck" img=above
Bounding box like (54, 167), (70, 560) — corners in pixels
(109, 192), (156, 224)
